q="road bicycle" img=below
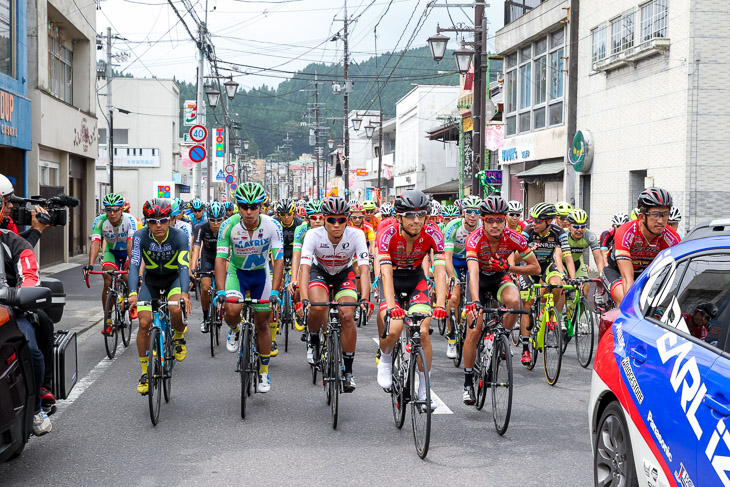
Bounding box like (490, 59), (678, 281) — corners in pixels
(449, 278), (467, 368)
(147, 294), (186, 426)
(561, 277), (602, 367)
(198, 271), (222, 357)
(85, 269), (132, 359)
(305, 299), (361, 430)
(279, 265), (293, 352)
(382, 302), (433, 459)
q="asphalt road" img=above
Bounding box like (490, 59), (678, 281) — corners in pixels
(1, 265), (595, 486)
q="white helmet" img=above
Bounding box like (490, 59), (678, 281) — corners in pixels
(612, 212), (629, 226)
(669, 206), (682, 222)
(507, 200), (523, 214)
(429, 201), (441, 217)
(0, 174), (13, 197)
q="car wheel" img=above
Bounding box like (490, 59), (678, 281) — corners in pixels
(594, 401), (639, 487)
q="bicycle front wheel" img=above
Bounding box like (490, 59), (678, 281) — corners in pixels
(240, 324), (251, 419)
(543, 306), (563, 386)
(474, 339), (488, 411)
(453, 318), (464, 368)
(103, 292), (120, 359)
(283, 294), (290, 352)
(575, 298), (595, 368)
(329, 332), (341, 430)
(390, 341), (406, 429)
(117, 280), (133, 347)
(491, 334), (513, 435)
(526, 312), (539, 371)
(147, 327), (162, 426)
(410, 347), (431, 459)
(163, 330), (173, 403)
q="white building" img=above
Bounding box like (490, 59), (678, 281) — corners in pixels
(348, 111), (396, 201)
(394, 85), (460, 193)
(575, 0), (729, 235)
(95, 78), (183, 216)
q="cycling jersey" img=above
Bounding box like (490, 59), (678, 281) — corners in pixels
(375, 217), (397, 235)
(377, 221), (444, 270)
(293, 222), (310, 252)
(217, 214), (283, 271)
(190, 213), (207, 227)
(600, 228), (616, 252)
(128, 227), (190, 295)
(608, 219), (680, 275)
(193, 222), (218, 257)
(300, 226), (369, 275)
(443, 218), (481, 264)
(91, 213), (139, 251)
(521, 223), (570, 270)
(350, 221), (375, 244)
(174, 219), (193, 250)
(465, 227), (532, 276)
(563, 229), (600, 265)
(277, 216), (303, 261)
(506, 221), (526, 233)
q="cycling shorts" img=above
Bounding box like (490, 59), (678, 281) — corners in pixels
(226, 266), (272, 312)
(378, 268), (431, 315)
(137, 273), (182, 312)
(468, 272), (517, 304)
(517, 274), (532, 301)
(199, 250), (216, 273)
(601, 266), (628, 303)
(102, 247), (128, 270)
(537, 262), (563, 284)
(573, 259), (589, 278)
(308, 264), (358, 301)
(453, 255), (467, 270)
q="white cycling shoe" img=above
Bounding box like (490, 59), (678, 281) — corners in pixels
(226, 328), (240, 353)
(377, 354), (392, 390)
(258, 373), (271, 393)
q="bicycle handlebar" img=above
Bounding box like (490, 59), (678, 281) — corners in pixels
(469, 306), (529, 328)
(381, 310), (431, 339)
(84, 269), (129, 288)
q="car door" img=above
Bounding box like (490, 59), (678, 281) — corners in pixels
(698, 347), (730, 486)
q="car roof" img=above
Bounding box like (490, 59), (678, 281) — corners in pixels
(685, 219), (730, 241)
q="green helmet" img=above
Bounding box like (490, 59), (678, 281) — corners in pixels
(567, 208), (588, 225)
(305, 200), (323, 216)
(442, 204), (460, 217)
(362, 200), (377, 211)
(556, 201), (573, 217)
(461, 195), (482, 210)
(103, 193), (124, 208)
(235, 182), (266, 205)
(530, 202), (558, 221)
(630, 207), (640, 220)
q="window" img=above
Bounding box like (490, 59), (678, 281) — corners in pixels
(611, 11), (635, 55)
(0, 0), (13, 78)
(505, 69), (517, 136)
(48, 25), (73, 104)
(534, 55), (547, 104)
(39, 161), (59, 186)
(97, 128), (129, 146)
(592, 26), (607, 62)
(519, 63), (531, 110)
(641, 0), (668, 42)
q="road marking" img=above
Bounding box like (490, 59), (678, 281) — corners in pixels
(371, 337), (453, 415)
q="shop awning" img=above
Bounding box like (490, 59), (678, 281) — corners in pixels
(515, 162), (564, 183)
(426, 121), (459, 142)
(423, 179), (460, 195)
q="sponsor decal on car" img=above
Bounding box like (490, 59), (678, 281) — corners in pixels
(647, 410), (672, 462)
(674, 463), (696, 487)
(621, 357), (644, 404)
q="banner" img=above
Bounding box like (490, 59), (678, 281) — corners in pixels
(485, 123), (505, 151)
(183, 100), (197, 126)
(214, 128), (225, 181)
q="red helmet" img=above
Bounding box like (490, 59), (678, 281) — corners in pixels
(143, 198), (172, 219)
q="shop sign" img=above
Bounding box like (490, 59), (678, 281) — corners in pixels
(356, 168), (367, 176)
(184, 100), (197, 126)
(498, 135), (536, 165)
(485, 170), (502, 185)
(0, 89), (30, 150)
(568, 130), (594, 173)
(462, 117), (473, 132)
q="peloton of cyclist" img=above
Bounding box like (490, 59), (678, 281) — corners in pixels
(191, 201), (226, 333)
(289, 200), (325, 333)
(600, 213), (630, 261)
(190, 198), (207, 226)
(555, 201), (573, 230)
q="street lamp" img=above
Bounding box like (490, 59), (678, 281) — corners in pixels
(352, 116), (363, 131)
(243, 138), (250, 151)
(453, 46), (475, 75)
(224, 76), (239, 100)
(427, 31), (450, 62)
(364, 124), (375, 139)
(327, 138), (335, 150)
(205, 85), (221, 109)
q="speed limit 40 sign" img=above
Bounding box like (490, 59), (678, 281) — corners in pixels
(189, 125), (207, 143)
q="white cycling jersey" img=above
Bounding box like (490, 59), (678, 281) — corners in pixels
(174, 219), (193, 249)
(300, 226), (369, 275)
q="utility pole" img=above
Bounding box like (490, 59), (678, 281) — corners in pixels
(343, 0), (350, 199)
(106, 27), (114, 194)
(471, 4), (485, 197)
(314, 73), (320, 199)
(193, 28), (206, 199)
(377, 110), (383, 197)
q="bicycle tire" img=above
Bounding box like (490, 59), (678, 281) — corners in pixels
(474, 336), (489, 411)
(491, 334), (513, 435)
(283, 293), (290, 352)
(543, 306), (563, 386)
(575, 298), (595, 368)
(510, 326), (520, 347)
(330, 331), (341, 430)
(147, 327), (162, 426)
(103, 291), (119, 359)
(453, 316), (464, 368)
(437, 315), (446, 336)
(560, 306), (571, 355)
(163, 327), (173, 403)
(240, 324), (251, 419)
(390, 340), (407, 429)
(410, 346), (431, 459)
(526, 312), (539, 371)
(117, 280), (133, 347)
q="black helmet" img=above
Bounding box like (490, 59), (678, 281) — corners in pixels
(394, 190), (429, 214)
(479, 196), (509, 216)
(321, 196), (350, 217)
(143, 198), (172, 219)
(696, 302), (719, 320)
(637, 187), (673, 211)
(530, 202), (558, 221)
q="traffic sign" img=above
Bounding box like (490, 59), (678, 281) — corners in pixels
(230, 184), (237, 192)
(225, 164), (235, 175)
(189, 125), (207, 143)
(189, 145), (206, 163)
(225, 175), (236, 184)
(215, 169), (225, 181)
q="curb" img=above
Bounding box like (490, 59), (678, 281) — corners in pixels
(67, 313), (104, 336)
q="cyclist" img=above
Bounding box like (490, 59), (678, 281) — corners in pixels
(441, 204), (460, 228)
(601, 187), (680, 305)
(190, 198), (207, 226)
(289, 200), (325, 334)
(376, 202), (395, 232)
(600, 212), (630, 261)
(506, 200), (525, 232)
(363, 200), (380, 229)
(191, 201), (226, 333)
(297, 197), (372, 392)
(463, 196), (539, 404)
(128, 199), (192, 395)
(348, 201), (376, 253)
(562, 208), (604, 319)
(275, 198), (303, 266)
(681, 302), (718, 340)
(216, 182), (284, 393)
(85, 193), (139, 333)
(224, 201), (236, 218)
(555, 201), (573, 230)
(375, 190), (447, 408)
(442, 195), (482, 359)
(668, 206), (683, 239)
(171, 199), (193, 250)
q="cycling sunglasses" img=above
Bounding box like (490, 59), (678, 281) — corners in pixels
(507, 212), (521, 218)
(238, 203), (261, 211)
(309, 215), (324, 221)
(147, 218), (170, 225)
(350, 215), (364, 220)
(193, 208), (204, 212)
(209, 217), (224, 224)
(571, 224), (586, 229)
(326, 216), (348, 225)
(105, 207), (122, 213)
(399, 210), (427, 219)
(483, 217), (506, 225)
(464, 209), (480, 216)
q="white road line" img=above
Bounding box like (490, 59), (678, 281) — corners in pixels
(371, 337), (453, 415)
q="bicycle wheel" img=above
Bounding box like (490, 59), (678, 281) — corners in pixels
(163, 329), (173, 403)
(453, 319), (464, 368)
(575, 298), (595, 368)
(543, 306), (563, 386)
(560, 307), (571, 355)
(390, 340), (406, 429)
(147, 327), (162, 426)
(474, 338), (489, 411)
(103, 291), (120, 359)
(410, 347), (431, 459)
(330, 332), (341, 430)
(117, 281), (133, 347)
(526, 312), (539, 371)
(283, 294), (290, 352)
(510, 326), (520, 347)
(491, 334), (513, 436)
(240, 324), (251, 419)
(437, 313), (446, 335)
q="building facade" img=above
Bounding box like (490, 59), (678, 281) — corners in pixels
(349, 111), (396, 201)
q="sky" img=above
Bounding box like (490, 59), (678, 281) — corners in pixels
(97, 0), (506, 90)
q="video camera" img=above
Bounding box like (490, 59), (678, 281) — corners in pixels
(9, 194), (80, 227)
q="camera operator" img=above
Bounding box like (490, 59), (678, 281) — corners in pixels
(0, 174), (51, 246)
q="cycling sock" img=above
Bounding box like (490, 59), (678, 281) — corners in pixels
(269, 322), (279, 342)
(343, 352), (355, 374)
(140, 357), (148, 375)
(463, 368), (473, 387)
(203, 309), (209, 321)
(380, 352), (391, 364)
(173, 329), (185, 340)
(259, 354), (270, 374)
(522, 336), (529, 352)
(418, 370), (427, 397)
(309, 333), (320, 347)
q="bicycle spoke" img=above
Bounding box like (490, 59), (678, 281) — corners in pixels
(491, 335), (513, 435)
(410, 347), (431, 459)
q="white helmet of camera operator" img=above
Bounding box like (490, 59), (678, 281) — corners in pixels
(0, 174), (13, 197)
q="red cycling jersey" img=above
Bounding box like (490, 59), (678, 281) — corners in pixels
(466, 227), (532, 275)
(609, 220), (680, 274)
(375, 216), (397, 235)
(377, 221), (444, 270)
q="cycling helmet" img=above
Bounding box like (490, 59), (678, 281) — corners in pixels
(235, 182), (267, 205)
(696, 302), (719, 320)
(297, 199), (306, 207)
(669, 206), (682, 222)
(305, 200), (323, 216)
(556, 201), (573, 217)
(612, 213), (629, 226)
(321, 196), (350, 217)
(275, 198), (296, 215)
(208, 201), (225, 219)
(350, 201), (364, 213)
(637, 187), (673, 210)
(479, 195), (509, 216)
(0, 174), (13, 197)
(453, 198), (463, 210)
(507, 200), (523, 214)
(191, 198), (204, 210)
(362, 200), (377, 211)
(143, 198), (172, 219)
(429, 201), (442, 217)
(170, 199), (180, 217)
(348, 199), (360, 208)
(122, 199), (131, 213)
(297, 207), (306, 218)
(567, 208), (588, 225)
(461, 195), (482, 210)
(394, 190), (430, 214)
(103, 193), (125, 208)
(530, 202), (558, 221)
(224, 201), (235, 211)
(379, 202), (394, 217)
(442, 205), (460, 217)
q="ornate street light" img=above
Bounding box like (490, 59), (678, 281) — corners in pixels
(205, 85), (221, 108)
(453, 46), (475, 75)
(427, 31), (450, 62)
(243, 138), (250, 151)
(327, 138), (335, 149)
(352, 116), (363, 131)
(224, 76), (239, 100)
(364, 124), (375, 139)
